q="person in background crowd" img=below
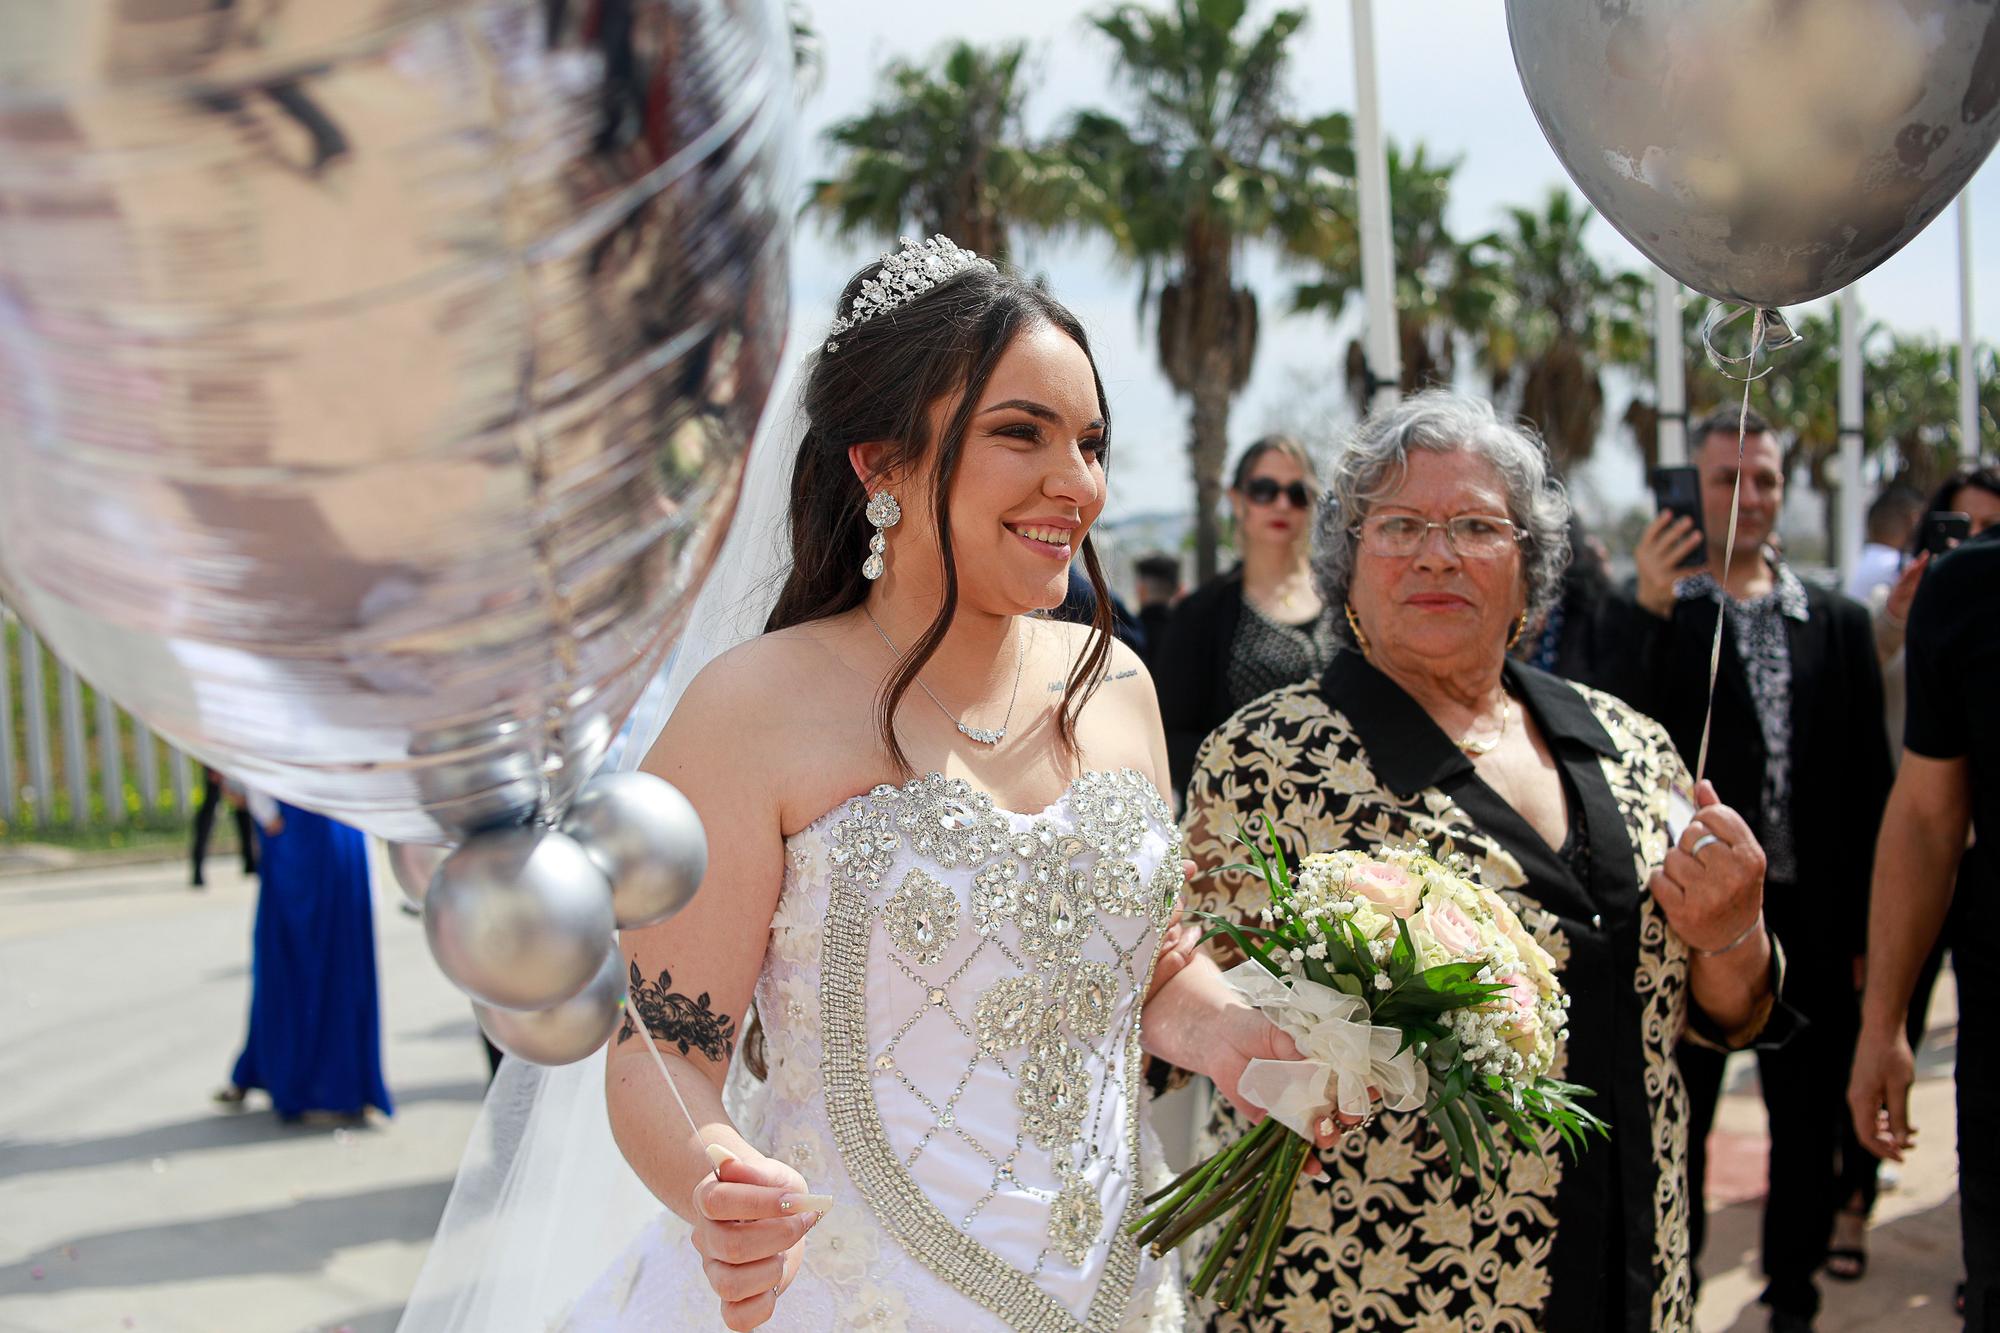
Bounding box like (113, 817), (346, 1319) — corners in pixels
(1132, 552), (1182, 669)
(190, 765), (257, 889)
(1154, 433), (1334, 800)
(1597, 405), (1892, 1332)
(1052, 560), (1146, 653)
(1845, 484), (1925, 604)
(1849, 520), (2000, 1328)
(1515, 512), (1611, 684)
(215, 794), (392, 1125)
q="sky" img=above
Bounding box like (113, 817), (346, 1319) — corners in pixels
(773, 0), (1999, 530)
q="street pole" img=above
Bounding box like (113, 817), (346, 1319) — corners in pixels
(1351, 0), (1401, 414)
(1960, 191), (1979, 460)
(1654, 268), (1687, 467)
(1838, 286), (1865, 582)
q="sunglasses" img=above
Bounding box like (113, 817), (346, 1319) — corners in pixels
(1243, 478), (1314, 509)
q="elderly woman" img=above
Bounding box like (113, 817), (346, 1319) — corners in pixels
(1179, 391), (1784, 1332)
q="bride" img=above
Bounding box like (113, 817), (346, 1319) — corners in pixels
(414, 237), (1349, 1333)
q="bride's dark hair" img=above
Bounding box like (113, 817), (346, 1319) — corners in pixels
(766, 255), (1116, 774)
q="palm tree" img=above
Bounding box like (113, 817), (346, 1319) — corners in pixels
(804, 41), (1076, 263)
(1473, 189), (1645, 472)
(1060, 0), (1353, 580)
(1290, 142), (1500, 407)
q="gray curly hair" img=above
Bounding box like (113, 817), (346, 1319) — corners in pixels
(1314, 390), (1571, 648)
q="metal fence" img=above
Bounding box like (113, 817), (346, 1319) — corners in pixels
(2, 604), (193, 831)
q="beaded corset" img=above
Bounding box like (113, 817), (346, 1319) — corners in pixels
(566, 769), (1186, 1332)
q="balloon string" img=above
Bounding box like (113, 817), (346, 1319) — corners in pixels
(1691, 306), (1769, 786)
(621, 988), (712, 1167)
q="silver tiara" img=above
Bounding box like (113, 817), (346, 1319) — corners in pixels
(824, 235), (993, 353)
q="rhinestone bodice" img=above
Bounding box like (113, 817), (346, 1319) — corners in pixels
(751, 768), (1185, 1332)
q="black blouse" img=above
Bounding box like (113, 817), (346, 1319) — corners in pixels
(1180, 651), (1780, 1332)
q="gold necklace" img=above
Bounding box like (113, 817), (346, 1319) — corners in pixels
(1456, 695), (1513, 756)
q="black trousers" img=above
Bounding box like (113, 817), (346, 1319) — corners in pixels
(191, 771), (257, 884)
(1683, 967), (1859, 1321)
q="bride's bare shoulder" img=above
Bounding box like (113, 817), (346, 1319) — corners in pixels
(676, 620), (862, 729)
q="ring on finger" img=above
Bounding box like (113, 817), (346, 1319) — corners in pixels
(1690, 833), (1721, 855)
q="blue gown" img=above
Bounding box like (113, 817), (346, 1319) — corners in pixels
(230, 804), (393, 1120)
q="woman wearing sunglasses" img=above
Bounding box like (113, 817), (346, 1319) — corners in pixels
(1154, 434), (1335, 802)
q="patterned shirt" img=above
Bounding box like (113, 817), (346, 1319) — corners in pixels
(1222, 601), (1337, 714)
(1675, 563), (1810, 883)
(1181, 651), (1721, 1332)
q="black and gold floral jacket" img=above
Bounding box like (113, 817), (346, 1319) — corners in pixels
(1178, 651), (1780, 1333)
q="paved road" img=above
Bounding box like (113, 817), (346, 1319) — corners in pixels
(0, 853), (487, 1333)
(0, 852), (1969, 1331)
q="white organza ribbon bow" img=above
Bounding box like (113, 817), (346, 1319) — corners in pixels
(1220, 960), (1429, 1135)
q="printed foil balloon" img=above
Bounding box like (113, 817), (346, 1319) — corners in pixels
(0, 0), (794, 843)
(1505, 0), (2000, 307)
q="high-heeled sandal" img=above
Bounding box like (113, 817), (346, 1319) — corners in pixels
(1825, 1206), (1868, 1281)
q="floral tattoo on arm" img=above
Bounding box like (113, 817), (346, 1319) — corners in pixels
(617, 960), (736, 1062)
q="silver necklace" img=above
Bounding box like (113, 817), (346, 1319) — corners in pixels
(865, 609), (1026, 746)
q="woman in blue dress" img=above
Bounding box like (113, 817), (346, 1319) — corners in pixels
(217, 799), (393, 1123)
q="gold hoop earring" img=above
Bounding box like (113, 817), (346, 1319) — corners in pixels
(1506, 611), (1529, 651)
(1344, 601), (1371, 656)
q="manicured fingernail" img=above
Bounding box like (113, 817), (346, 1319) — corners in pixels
(704, 1144), (736, 1171)
(780, 1192), (833, 1215)
(1317, 1117), (1336, 1138)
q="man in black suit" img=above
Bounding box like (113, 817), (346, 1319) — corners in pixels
(1596, 407), (1892, 1333)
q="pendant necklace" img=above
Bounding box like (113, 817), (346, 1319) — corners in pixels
(865, 608), (1026, 746)
(1456, 694), (1513, 757)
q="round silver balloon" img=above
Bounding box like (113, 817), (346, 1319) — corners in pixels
(474, 945), (625, 1067)
(561, 772), (707, 930)
(1505, 0), (2000, 306)
(385, 839), (452, 906)
(0, 0), (795, 843)
(425, 826), (616, 1011)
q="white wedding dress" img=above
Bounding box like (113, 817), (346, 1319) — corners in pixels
(559, 767), (1187, 1332)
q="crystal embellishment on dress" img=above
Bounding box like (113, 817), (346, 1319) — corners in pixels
(816, 769), (1171, 1332)
(1050, 1172), (1105, 1267)
(894, 775), (1013, 869)
(880, 868), (959, 966)
(1068, 770), (1167, 861)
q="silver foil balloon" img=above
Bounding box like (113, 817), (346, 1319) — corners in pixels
(1505, 0), (2000, 306)
(385, 838), (453, 906)
(561, 771), (706, 929)
(425, 825), (616, 1011)
(0, 0), (794, 843)
(474, 945), (625, 1066)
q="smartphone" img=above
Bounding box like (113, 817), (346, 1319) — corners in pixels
(1919, 511), (1972, 558)
(1649, 466), (1707, 569)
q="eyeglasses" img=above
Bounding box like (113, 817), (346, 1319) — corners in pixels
(1243, 478), (1314, 509)
(1353, 513), (1524, 559)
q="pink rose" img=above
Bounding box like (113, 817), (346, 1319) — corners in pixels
(1500, 971), (1542, 1053)
(1423, 897), (1484, 958)
(1347, 860), (1421, 917)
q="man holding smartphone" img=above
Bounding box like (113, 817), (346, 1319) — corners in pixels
(1597, 406), (1893, 1333)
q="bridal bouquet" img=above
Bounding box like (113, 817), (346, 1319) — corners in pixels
(1134, 826), (1606, 1308)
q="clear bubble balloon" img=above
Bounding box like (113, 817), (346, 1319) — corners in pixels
(425, 827), (616, 1011)
(562, 772), (707, 930)
(474, 946), (626, 1067)
(0, 0), (794, 843)
(1505, 0), (2000, 306)
(385, 839), (452, 906)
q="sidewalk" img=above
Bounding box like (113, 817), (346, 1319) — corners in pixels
(0, 855), (488, 1333)
(0, 852), (1970, 1331)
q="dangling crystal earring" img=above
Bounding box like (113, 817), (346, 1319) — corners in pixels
(862, 490), (901, 581)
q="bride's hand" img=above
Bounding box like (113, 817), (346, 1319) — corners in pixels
(1206, 1002), (1369, 1173)
(691, 1148), (825, 1331)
